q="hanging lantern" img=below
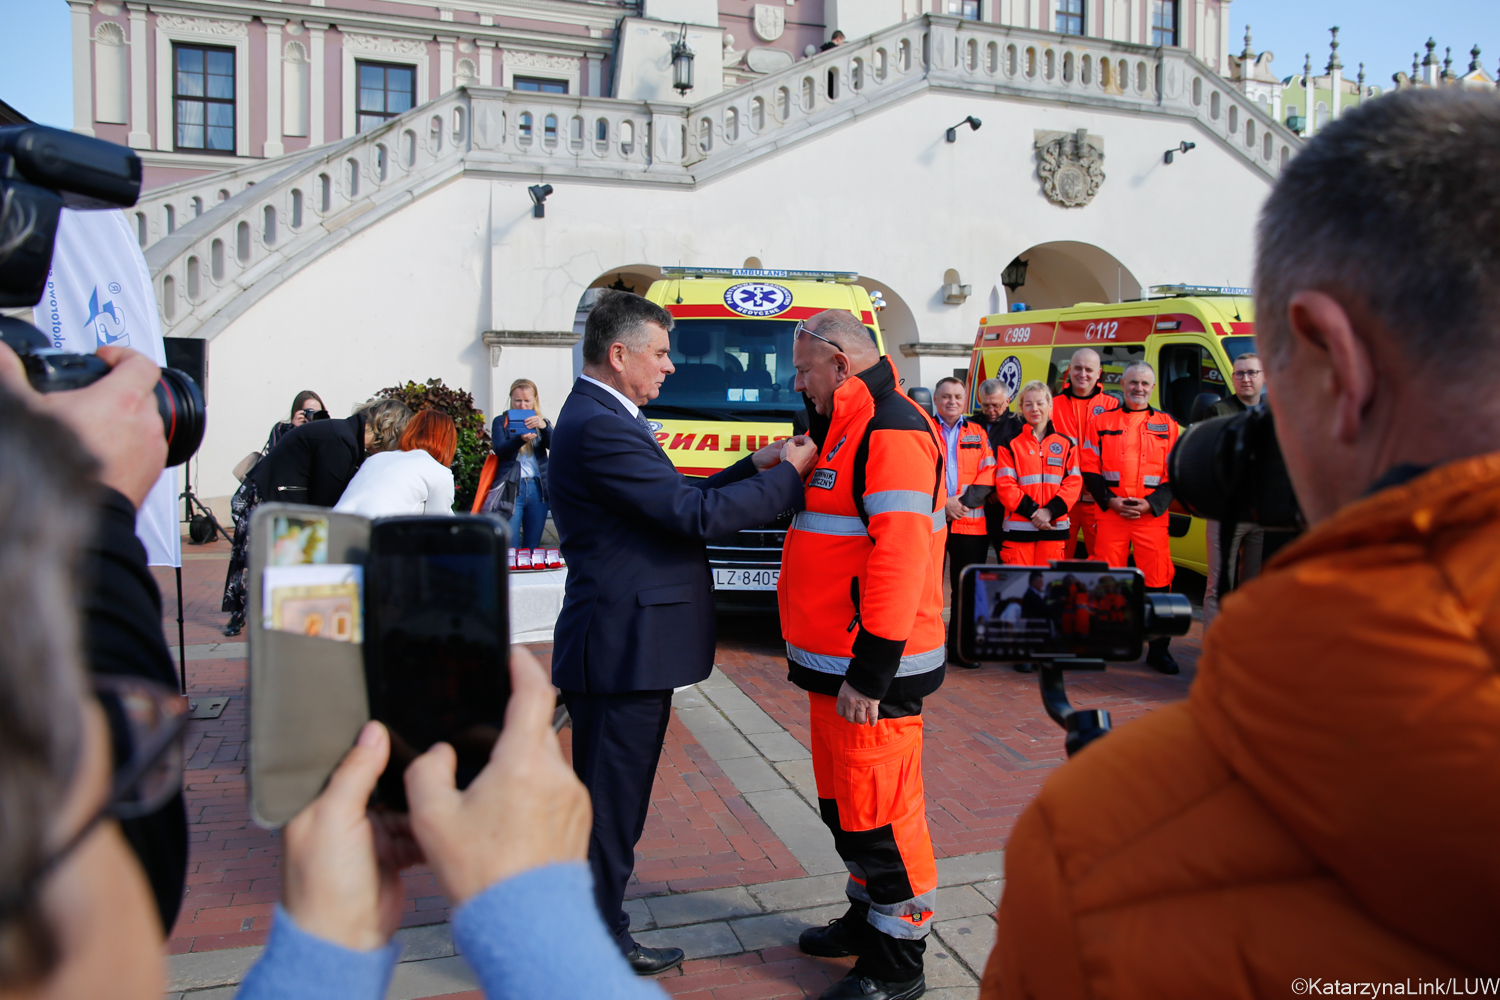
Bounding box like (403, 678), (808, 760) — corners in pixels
(1001, 256), (1029, 293)
(671, 24), (695, 95)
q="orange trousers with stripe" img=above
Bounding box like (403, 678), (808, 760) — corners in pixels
(1000, 539), (1068, 565)
(809, 691), (937, 965)
(1092, 508), (1175, 587)
(1067, 499), (1101, 557)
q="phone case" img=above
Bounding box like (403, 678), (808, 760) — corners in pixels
(247, 504), (373, 829)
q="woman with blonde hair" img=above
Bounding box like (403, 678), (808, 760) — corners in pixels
(993, 380), (1083, 566)
(335, 409), (457, 516)
(490, 379), (553, 549)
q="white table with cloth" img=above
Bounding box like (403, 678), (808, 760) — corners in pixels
(509, 566), (568, 643)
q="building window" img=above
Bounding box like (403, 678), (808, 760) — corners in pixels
(947, 0), (981, 18)
(1055, 0), (1084, 35)
(357, 61), (416, 133)
(513, 76), (568, 94)
(174, 44), (235, 153)
(1151, 0), (1178, 46)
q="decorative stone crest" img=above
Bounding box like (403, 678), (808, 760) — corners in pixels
(155, 14), (249, 37)
(752, 4), (786, 42)
(1034, 129), (1105, 208)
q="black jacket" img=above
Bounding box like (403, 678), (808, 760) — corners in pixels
(249, 413), (367, 508)
(491, 415), (552, 500)
(85, 488), (186, 933)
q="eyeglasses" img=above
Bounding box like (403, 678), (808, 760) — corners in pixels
(0, 676), (187, 921)
(1231, 370), (1263, 380)
(793, 320), (842, 353)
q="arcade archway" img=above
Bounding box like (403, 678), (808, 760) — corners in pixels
(999, 241), (1142, 311)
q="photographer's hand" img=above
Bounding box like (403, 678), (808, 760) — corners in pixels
(405, 647), (591, 906)
(282, 721), (409, 951)
(0, 344), (166, 508)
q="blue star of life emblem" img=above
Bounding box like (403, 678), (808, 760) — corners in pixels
(724, 282), (792, 317)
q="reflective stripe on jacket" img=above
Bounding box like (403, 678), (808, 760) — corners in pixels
(994, 421), (1082, 542)
(778, 357), (947, 704)
(1080, 405), (1179, 518)
(943, 416), (996, 537)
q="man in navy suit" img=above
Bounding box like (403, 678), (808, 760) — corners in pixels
(548, 290), (816, 975)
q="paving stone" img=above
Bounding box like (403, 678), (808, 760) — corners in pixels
(935, 851), (1006, 887)
(385, 955), (478, 999)
(747, 872), (849, 912)
(693, 729), (759, 761)
(645, 886), (762, 928)
(774, 757), (820, 806)
(394, 921), (455, 961)
(747, 729), (814, 762)
(671, 688), (714, 711)
(715, 754), (788, 793)
(699, 683), (786, 736)
(729, 901), (845, 951)
(623, 897), (655, 932)
(925, 989), (982, 1000)
(673, 705), (734, 737)
(742, 788), (846, 876)
(973, 880), (1005, 905)
(925, 941), (983, 988)
(932, 915), (998, 978)
(633, 921), (743, 959)
(937, 884), (996, 921)
(165, 945), (263, 991)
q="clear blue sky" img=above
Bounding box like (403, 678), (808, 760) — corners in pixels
(1, 0), (1494, 128)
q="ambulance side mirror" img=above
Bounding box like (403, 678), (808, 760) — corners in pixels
(909, 386), (934, 416)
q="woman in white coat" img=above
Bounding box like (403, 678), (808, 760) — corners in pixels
(335, 409), (457, 516)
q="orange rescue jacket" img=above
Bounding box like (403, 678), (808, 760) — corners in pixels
(1080, 405), (1179, 518)
(1051, 385), (1121, 508)
(984, 453), (1500, 996)
(778, 357), (948, 707)
(938, 416), (996, 537)
(994, 421), (1082, 542)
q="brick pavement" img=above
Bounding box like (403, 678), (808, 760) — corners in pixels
(155, 541), (1203, 998)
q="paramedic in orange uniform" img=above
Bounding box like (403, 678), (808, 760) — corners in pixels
(779, 308), (945, 1000)
(1081, 360), (1181, 673)
(993, 380), (1082, 568)
(933, 377), (997, 669)
(1051, 348), (1122, 557)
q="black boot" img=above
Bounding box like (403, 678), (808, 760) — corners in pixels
(800, 906), (868, 957)
(819, 971), (926, 1000)
(1146, 638), (1179, 675)
(222, 611), (245, 637)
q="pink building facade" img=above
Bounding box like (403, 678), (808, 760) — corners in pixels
(72, 0), (1234, 192)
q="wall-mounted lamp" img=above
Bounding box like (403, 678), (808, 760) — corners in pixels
(1163, 141), (1196, 164)
(671, 24), (695, 95)
(945, 116), (983, 142)
(1000, 256), (1029, 293)
(528, 183), (553, 218)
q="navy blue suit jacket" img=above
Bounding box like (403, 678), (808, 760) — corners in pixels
(547, 378), (804, 693)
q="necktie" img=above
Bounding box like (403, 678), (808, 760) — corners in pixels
(636, 411), (663, 451)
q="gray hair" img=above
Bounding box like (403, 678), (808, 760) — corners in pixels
(1121, 361), (1155, 382)
(0, 387), (96, 988)
(582, 289), (674, 365)
(978, 378), (1008, 399)
(1256, 88), (1500, 379)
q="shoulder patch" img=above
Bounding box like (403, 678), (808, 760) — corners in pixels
(809, 468), (837, 490)
(1048, 442), (1064, 455)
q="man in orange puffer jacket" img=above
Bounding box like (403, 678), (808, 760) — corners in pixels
(983, 87), (1500, 996)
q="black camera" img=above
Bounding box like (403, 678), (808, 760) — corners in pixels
(0, 125), (204, 467)
(955, 562), (1192, 756)
(1168, 404), (1301, 530)
(301, 408), (329, 423)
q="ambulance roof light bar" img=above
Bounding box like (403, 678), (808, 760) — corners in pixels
(661, 266), (859, 283)
(1149, 284), (1254, 297)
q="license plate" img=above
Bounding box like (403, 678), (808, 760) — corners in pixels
(713, 568), (780, 591)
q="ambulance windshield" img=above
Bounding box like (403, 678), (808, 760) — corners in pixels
(648, 319), (803, 417)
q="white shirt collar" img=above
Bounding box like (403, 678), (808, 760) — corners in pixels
(579, 373), (640, 418)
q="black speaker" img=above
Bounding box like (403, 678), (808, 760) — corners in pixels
(163, 337), (206, 402)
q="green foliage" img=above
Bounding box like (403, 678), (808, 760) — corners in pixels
(374, 378), (492, 512)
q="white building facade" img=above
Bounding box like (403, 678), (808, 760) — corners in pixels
(70, 0), (1295, 505)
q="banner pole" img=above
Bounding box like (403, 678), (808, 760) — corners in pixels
(175, 566), (186, 694)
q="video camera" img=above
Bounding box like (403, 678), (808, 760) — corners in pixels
(956, 562), (1192, 756)
(0, 124), (204, 466)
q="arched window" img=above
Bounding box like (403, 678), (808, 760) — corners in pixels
(750, 98), (765, 132)
(135, 212), (147, 247)
(724, 107), (738, 142)
(161, 276), (176, 320)
(1192, 76), (1202, 105)
(1210, 91), (1221, 119)
(376, 143), (388, 181)
(619, 119), (636, 156)
(543, 113), (558, 147)
(802, 77), (815, 112)
(403, 129), (417, 167)
(318, 174), (331, 212)
(347, 157), (359, 196)
(518, 112), (533, 141)
(1062, 51), (1075, 82)
(164, 204), (176, 234)
(290, 189), (303, 229)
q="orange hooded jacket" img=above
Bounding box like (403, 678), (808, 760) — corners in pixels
(983, 453), (1500, 997)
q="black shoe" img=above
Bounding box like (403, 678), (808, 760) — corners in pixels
(799, 917), (865, 958)
(222, 614), (244, 637)
(819, 971), (926, 1000)
(1012, 662), (1036, 673)
(1146, 643), (1180, 675)
(624, 943), (684, 976)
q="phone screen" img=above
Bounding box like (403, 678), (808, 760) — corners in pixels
(958, 565), (1145, 663)
(365, 517), (510, 811)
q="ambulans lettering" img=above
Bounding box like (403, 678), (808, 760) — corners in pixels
(810, 468), (838, 490)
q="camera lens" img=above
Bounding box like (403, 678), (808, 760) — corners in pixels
(155, 367), (205, 468)
(1168, 414), (1238, 520)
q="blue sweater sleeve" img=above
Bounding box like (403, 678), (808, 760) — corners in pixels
(235, 905), (400, 1000)
(452, 863), (667, 1000)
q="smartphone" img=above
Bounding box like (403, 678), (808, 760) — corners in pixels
(957, 564), (1147, 663)
(364, 516), (511, 811)
(505, 408), (536, 435)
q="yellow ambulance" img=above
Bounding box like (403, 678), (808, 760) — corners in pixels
(967, 285), (1257, 576)
(641, 267), (887, 609)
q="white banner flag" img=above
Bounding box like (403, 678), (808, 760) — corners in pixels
(33, 209), (182, 569)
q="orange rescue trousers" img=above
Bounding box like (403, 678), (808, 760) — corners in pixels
(1068, 499), (1101, 557)
(1000, 539), (1068, 565)
(809, 692), (937, 981)
(1092, 508), (1175, 587)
